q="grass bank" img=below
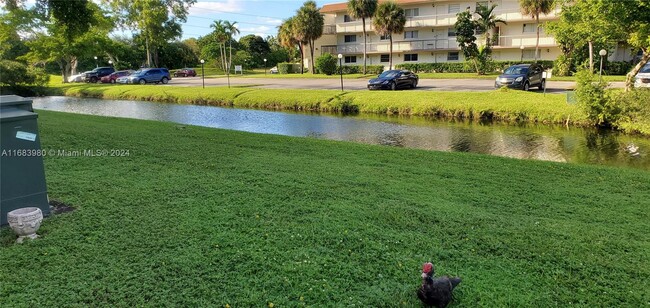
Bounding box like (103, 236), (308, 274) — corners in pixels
(1, 111), (648, 306)
(45, 81), (590, 126)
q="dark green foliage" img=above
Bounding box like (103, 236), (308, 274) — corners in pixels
(612, 89), (650, 134)
(277, 62), (300, 74)
(336, 65), (384, 75)
(575, 69), (618, 126)
(39, 0), (94, 40)
(604, 61), (633, 76)
(239, 34), (271, 68)
(396, 61), (554, 73)
(158, 41), (199, 69)
(553, 54), (572, 76)
(0, 60), (49, 87)
(315, 53), (337, 75)
(1, 111), (649, 306)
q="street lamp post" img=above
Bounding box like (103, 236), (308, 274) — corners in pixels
(264, 58), (267, 76)
(599, 49), (607, 82)
(108, 60), (113, 68)
(200, 59), (205, 89)
(94, 56), (98, 68)
(338, 54), (343, 91)
(520, 46), (524, 63)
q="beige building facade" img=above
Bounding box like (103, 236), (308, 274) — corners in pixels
(308, 0), (564, 69)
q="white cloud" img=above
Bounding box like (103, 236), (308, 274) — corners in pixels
(256, 17), (282, 26)
(189, 0), (243, 15)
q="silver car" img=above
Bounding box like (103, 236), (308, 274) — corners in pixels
(68, 71), (91, 83)
(634, 63), (650, 88)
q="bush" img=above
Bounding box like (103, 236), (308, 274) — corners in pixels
(336, 65), (384, 75)
(553, 55), (573, 77)
(277, 62), (301, 74)
(613, 89), (650, 134)
(575, 69), (618, 126)
(315, 53), (337, 75)
(395, 60), (554, 73)
(0, 60), (49, 87)
(605, 61), (632, 76)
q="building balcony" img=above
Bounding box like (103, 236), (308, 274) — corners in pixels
(336, 35), (557, 54)
(324, 25), (337, 35)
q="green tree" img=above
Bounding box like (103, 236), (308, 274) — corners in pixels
(278, 17), (304, 68)
(475, 4), (506, 48)
(295, 1), (324, 74)
(224, 21), (240, 74)
(108, 0), (196, 67)
(316, 53), (337, 75)
(372, 1), (405, 70)
(239, 34), (271, 68)
(454, 10), (481, 74)
(347, 0), (377, 75)
(519, 0), (554, 61)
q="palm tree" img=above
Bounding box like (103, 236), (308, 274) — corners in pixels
(475, 4), (506, 48)
(347, 0), (378, 75)
(278, 18), (298, 62)
(223, 21), (239, 74)
(519, 0), (554, 61)
(210, 20), (228, 72)
(295, 1), (324, 74)
(372, 1), (406, 70)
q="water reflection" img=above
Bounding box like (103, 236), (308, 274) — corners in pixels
(32, 96), (650, 170)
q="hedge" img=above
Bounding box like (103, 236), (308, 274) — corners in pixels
(395, 60), (555, 73)
(336, 65), (384, 75)
(277, 63), (302, 74)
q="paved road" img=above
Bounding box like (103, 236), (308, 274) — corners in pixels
(165, 76), (622, 93)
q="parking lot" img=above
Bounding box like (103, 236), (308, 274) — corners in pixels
(164, 76), (589, 93)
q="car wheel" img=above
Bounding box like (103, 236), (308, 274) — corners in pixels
(90, 77), (98, 83)
(111, 79), (116, 84)
(161, 77), (169, 84)
(411, 80), (417, 89)
(539, 79), (546, 90)
(139, 79), (146, 85)
(390, 81), (397, 91)
(523, 81), (530, 91)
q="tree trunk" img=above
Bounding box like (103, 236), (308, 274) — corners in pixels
(58, 60), (68, 83)
(362, 18), (367, 75)
(535, 14), (540, 62)
(389, 35), (393, 70)
(588, 41), (594, 72)
(153, 46), (159, 68)
(228, 40), (232, 74)
(625, 50), (649, 91)
(309, 39), (315, 74)
(70, 56), (78, 75)
(299, 42), (304, 74)
(145, 36), (151, 68)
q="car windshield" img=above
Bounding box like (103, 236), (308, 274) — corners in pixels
(640, 64), (650, 73)
(378, 71), (399, 78)
(504, 67), (529, 75)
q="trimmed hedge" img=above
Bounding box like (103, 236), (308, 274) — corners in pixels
(604, 61), (633, 76)
(277, 63), (302, 74)
(396, 60), (555, 73)
(336, 65), (384, 75)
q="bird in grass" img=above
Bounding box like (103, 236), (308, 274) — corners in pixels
(416, 262), (462, 308)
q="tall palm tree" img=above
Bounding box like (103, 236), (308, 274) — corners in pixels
(475, 4), (506, 48)
(373, 1), (406, 70)
(278, 18), (298, 62)
(210, 20), (228, 72)
(347, 0), (378, 75)
(295, 1), (324, 74)
(223, 21), (239, 74)
(519, 0), (554, 61)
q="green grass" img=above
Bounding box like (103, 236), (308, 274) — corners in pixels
(45, 81), (590, 126)
(0, 111), (648, 306)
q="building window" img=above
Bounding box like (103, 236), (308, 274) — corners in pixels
(522, 49), (540, 59)
(404, 54), (418, 62)
(523, 23), (536, 33)
(405, 8), (420, 18)
(448, 4), (460, 14)
(404, 31), (418, 39)
(344, 35), (356, 43)
(380, 34), (391, 41)
(447, 28), (456, 37)
(447, 52), (459, 61)
(344, 15), (356, 22)
(345, 56), (357, 63)
(380, 54), (390, 62)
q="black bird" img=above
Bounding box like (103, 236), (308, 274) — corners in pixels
(416, 262), (462, 307)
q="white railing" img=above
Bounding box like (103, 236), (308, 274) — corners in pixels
(495, 35), (556, 48)
(338, 39), (458, 54)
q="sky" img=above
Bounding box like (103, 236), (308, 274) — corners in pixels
(180, 0), (341, 40)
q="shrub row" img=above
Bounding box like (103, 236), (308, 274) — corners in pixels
(395, 60), (554, 73)
(335, 65), (384, 75)
(277, 62), (303, 74)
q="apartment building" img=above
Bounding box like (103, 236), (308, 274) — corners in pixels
(309, 0), (563, 69)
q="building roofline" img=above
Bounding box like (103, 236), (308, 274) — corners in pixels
(320, 0), (435, 14)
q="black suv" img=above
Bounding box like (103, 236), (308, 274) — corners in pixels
(495, 63), (545, 91)
(85, 67), (115, 83)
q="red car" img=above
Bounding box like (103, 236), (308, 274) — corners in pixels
(101, 70), (133, 83)
(174, 68), (197, 77)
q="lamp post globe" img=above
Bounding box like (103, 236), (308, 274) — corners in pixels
(264, 58), (267, 75)
(599, 49), (607, 81)
(200, 59), (205, 88)
(94, 56), (98, 68)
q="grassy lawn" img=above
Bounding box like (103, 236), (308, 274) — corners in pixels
(0, 111), (648, 306)
(44, 80), (590, 126)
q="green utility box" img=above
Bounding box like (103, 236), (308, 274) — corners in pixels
(0, 95), (50, 226)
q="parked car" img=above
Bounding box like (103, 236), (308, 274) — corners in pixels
(117, 68), (171, 84)
(100, 70), (134, 83)
(85, 67), (115, 83)
(368, 70), (419, 90)
(68, 71), (91, 83)
(495, 63), (545, 91)
(173, 68), (196, 77)
(270, 66), (278, 74)
(634, 63), (650, 88)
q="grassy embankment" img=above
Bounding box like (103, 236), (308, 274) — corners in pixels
(46, 78), (588, 126)
(0, 111), (648, 306)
